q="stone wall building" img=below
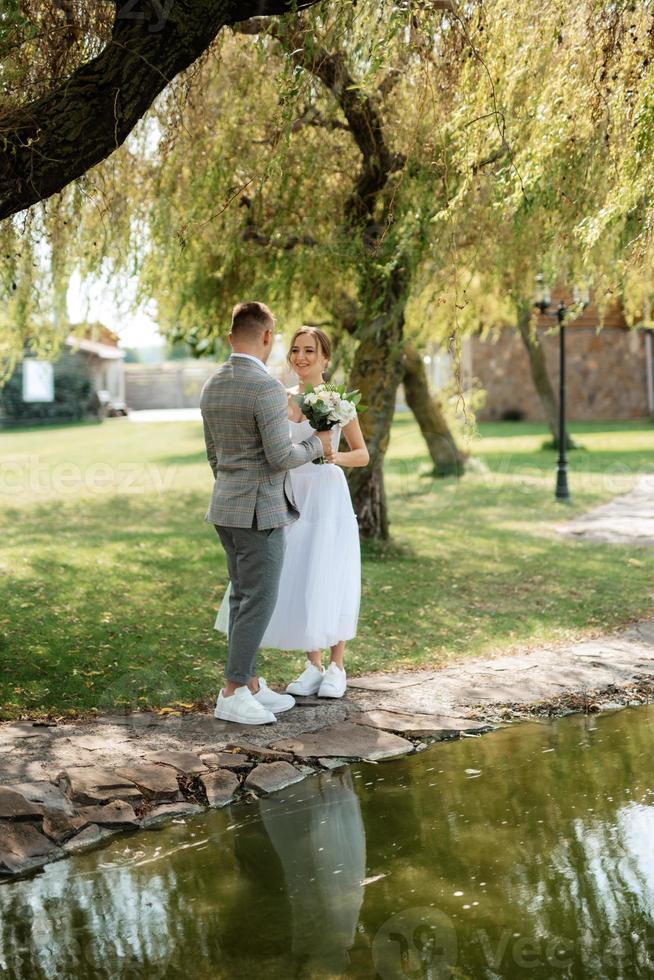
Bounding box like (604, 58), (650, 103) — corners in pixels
(463, 297), (654, 422)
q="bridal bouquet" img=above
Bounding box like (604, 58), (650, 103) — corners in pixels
(293, 383), (364, 464)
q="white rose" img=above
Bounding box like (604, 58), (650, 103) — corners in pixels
(338, 401), (357, 425)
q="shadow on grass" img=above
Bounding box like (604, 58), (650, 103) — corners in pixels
(385, 448), (654, 479)
(477, 419), (654, 439)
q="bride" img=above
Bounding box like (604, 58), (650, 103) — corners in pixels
(214, 325), (368, 699)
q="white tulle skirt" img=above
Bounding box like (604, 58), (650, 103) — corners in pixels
(214, 444), (361, 651)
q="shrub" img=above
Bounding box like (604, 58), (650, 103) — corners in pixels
(0, 351), (93, 424)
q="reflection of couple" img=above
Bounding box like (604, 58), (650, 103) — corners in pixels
(232, 767), (366, 976)
(201, 301), (369, 726)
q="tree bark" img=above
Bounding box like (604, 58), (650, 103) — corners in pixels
(346, 268), (407, 540)
(268, 22), (406, 539)
(0, 0), (321, 219)
(402, 344), (466, 476)
(515, 299), (563, 444)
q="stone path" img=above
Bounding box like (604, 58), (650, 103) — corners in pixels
(557, 474), (654, 546)
(1, 615), (652, 882)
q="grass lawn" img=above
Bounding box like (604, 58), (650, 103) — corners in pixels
(1, 415), (653, 720)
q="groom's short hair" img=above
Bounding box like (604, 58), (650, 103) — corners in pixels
(231, 301), (275, 338)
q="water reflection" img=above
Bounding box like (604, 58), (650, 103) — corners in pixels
(354, 710), (654, 979)
(0, 768), (365, 980)
(0, 706), (653, 979)
(258, 768), (365, 974)
(216, 767), (365, 978)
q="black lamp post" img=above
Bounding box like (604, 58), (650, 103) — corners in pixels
(533, 278), (589, 502)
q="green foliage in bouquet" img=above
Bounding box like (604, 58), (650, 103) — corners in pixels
(292, 382), (364, 430)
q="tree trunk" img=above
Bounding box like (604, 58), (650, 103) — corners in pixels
(346, 268), (407, 540)
(516, 300), (560, 441)
(0, 0), (321, 219)
(402, 345), (466, 476)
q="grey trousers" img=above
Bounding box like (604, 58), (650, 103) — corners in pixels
(214, 523), (285, 683)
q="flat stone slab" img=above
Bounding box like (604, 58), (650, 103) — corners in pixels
(62, 824), (126, 855)
(68, 734), (132, 752)
(557, 475), (654, 546)
(42, 811), (86, 844)
(56, 767), (143, 806)
(41, 801), (139, 843)
(4, 781), (75, 815)
(201, 769), (239, 807)
(140, 802), (204, 829)
(146, 751), (208, 774)
(114, 764), (181, 802)
(353, 709), (493, 738)
(244, 762), (306, 795)
(0, 786), (44, 820)
(317, 757), (351, 769)
(76, 800), (140, 829)
(270, 722), (414, 761)
(227, 741), (295, 762)
(347, 672), (437, 692)
(0, 721), (57, 742)
(0, 821), (63, 876)
(200, 751), (252, 770)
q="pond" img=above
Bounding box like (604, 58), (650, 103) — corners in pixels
(1, 704), (653, 979)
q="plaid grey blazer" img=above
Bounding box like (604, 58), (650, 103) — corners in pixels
(200, 355), (323, 529)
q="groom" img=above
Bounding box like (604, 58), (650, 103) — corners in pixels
(200, 301), (332, 725)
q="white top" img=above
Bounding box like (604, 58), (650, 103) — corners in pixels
(230, 352), (267, 372)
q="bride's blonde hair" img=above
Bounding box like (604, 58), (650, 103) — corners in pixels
(287, 326), (332, 370)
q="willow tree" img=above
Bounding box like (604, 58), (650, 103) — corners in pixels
(430, 0), (654, 387)
(282, 10), (484, 528)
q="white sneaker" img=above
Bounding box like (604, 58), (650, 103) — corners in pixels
(252, 677), (296, 714)
(286, 661), (325, 696)
(317, 663), (347, 698)
(213, 686), (276, 725)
